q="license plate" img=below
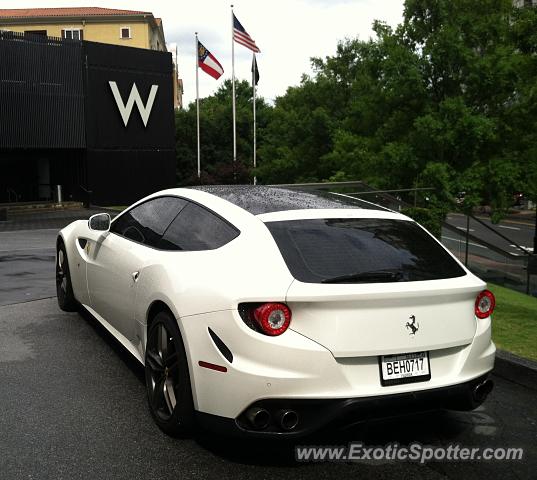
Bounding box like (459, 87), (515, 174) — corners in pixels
(379, 351), (431, 386)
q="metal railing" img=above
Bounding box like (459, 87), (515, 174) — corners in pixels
(441, 221), (536, 296)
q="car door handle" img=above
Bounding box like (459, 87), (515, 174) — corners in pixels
(132, 271), (140, 282)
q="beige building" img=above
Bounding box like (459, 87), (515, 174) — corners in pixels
(0, 7), (182, 108)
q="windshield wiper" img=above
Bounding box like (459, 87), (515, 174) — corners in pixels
(321, 269), (404, 284)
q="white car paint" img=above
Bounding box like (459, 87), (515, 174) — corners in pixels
(58, 187), (495, 429)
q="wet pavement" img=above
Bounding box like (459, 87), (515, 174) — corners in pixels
(0, 209), (103, 232)
(0, 228), (58, 306)
(0, 209), (113, 306)
(0, 298), (535, 480)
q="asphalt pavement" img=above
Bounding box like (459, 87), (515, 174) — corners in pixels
(0, 297), (535, 480)
(0, 209), (113, 306)
(445, 213), (535, 256)
(0, 209), (104, 233)
(0, 209), (536, 479)
(0, 228), (58, 306)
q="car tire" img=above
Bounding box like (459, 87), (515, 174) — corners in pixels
(145, 311), (195, 437)
(56, 241), (78, 312)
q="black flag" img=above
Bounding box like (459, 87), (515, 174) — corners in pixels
(251, 54), (260, 86)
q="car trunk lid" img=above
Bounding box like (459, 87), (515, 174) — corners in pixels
(286, 278), (484, 357)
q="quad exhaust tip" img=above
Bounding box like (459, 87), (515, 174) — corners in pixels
(277, 409), (299, 431)
(245, 407), (300, 431)
(246, 407), (271, 430)
(473, 379), (493, 404)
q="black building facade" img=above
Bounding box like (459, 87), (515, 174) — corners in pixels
(0, 32), (175, 205)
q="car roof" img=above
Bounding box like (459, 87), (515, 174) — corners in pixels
(189, 185), (387, 215)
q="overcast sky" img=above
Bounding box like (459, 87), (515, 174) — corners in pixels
(3, 1), (404, 107)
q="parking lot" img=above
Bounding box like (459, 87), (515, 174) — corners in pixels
(0, 212), (536, 479)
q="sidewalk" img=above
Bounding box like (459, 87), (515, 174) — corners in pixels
(0, 208), (116, 232)
(503, 209), (536, 226)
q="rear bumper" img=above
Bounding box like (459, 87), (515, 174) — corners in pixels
(195, 374), (492, 438)
(182, 309), (495, 421)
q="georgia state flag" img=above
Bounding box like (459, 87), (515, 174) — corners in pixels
(198, 41), (224, 80)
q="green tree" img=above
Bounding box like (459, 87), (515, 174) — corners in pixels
(178, 1), (537, 221)
(256, 0), (537, 219)
(175, 79), (270, 184)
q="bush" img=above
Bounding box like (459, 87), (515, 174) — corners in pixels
(401, 206), (445, 238)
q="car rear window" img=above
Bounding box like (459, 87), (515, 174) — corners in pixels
(265, 218), (466, 283)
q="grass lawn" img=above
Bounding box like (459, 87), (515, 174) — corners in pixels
(489, 283), (537, 362)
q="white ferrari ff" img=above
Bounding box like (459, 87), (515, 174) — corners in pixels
(56, 186), (495, 437)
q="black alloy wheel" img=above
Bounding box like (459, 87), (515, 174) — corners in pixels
(56, 242), (78, 312)
(145, 311), (194, 436)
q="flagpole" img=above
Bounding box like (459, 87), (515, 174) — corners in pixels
(252, 53), (257, 185)
(175, 43), (179, 107)
(231, 4), (237, 178)
(195, 32), (201, 180)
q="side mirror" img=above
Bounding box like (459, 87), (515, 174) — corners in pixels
(88, 213), (111, 232)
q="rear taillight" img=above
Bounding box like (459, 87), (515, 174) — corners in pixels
(238, 302), (292, 336)
(475, 290), (495, 319)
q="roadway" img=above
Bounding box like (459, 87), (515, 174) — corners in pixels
(445, 213), (535, 256)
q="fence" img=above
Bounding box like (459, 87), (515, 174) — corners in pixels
(442, 222), (536, 296)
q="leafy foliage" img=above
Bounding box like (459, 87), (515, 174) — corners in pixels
(175, 79), (270, 185)
(176, 1), (537, 218)
(401, 206), (445, 238)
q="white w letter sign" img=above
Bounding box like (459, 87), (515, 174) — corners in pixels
(109, 81), (159, 128)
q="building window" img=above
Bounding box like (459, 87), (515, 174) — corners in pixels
(62, 28), (82, 40)
(24, 30), (47, 37)
(120, 27), (131, 39)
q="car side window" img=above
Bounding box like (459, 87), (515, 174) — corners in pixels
(158, 201), (239, 251)
(111, 197), (187, 247)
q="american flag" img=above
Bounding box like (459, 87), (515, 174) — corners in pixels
(233, 13), (260, 53)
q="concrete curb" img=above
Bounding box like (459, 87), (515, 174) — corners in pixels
(494, 349), (537, 391)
